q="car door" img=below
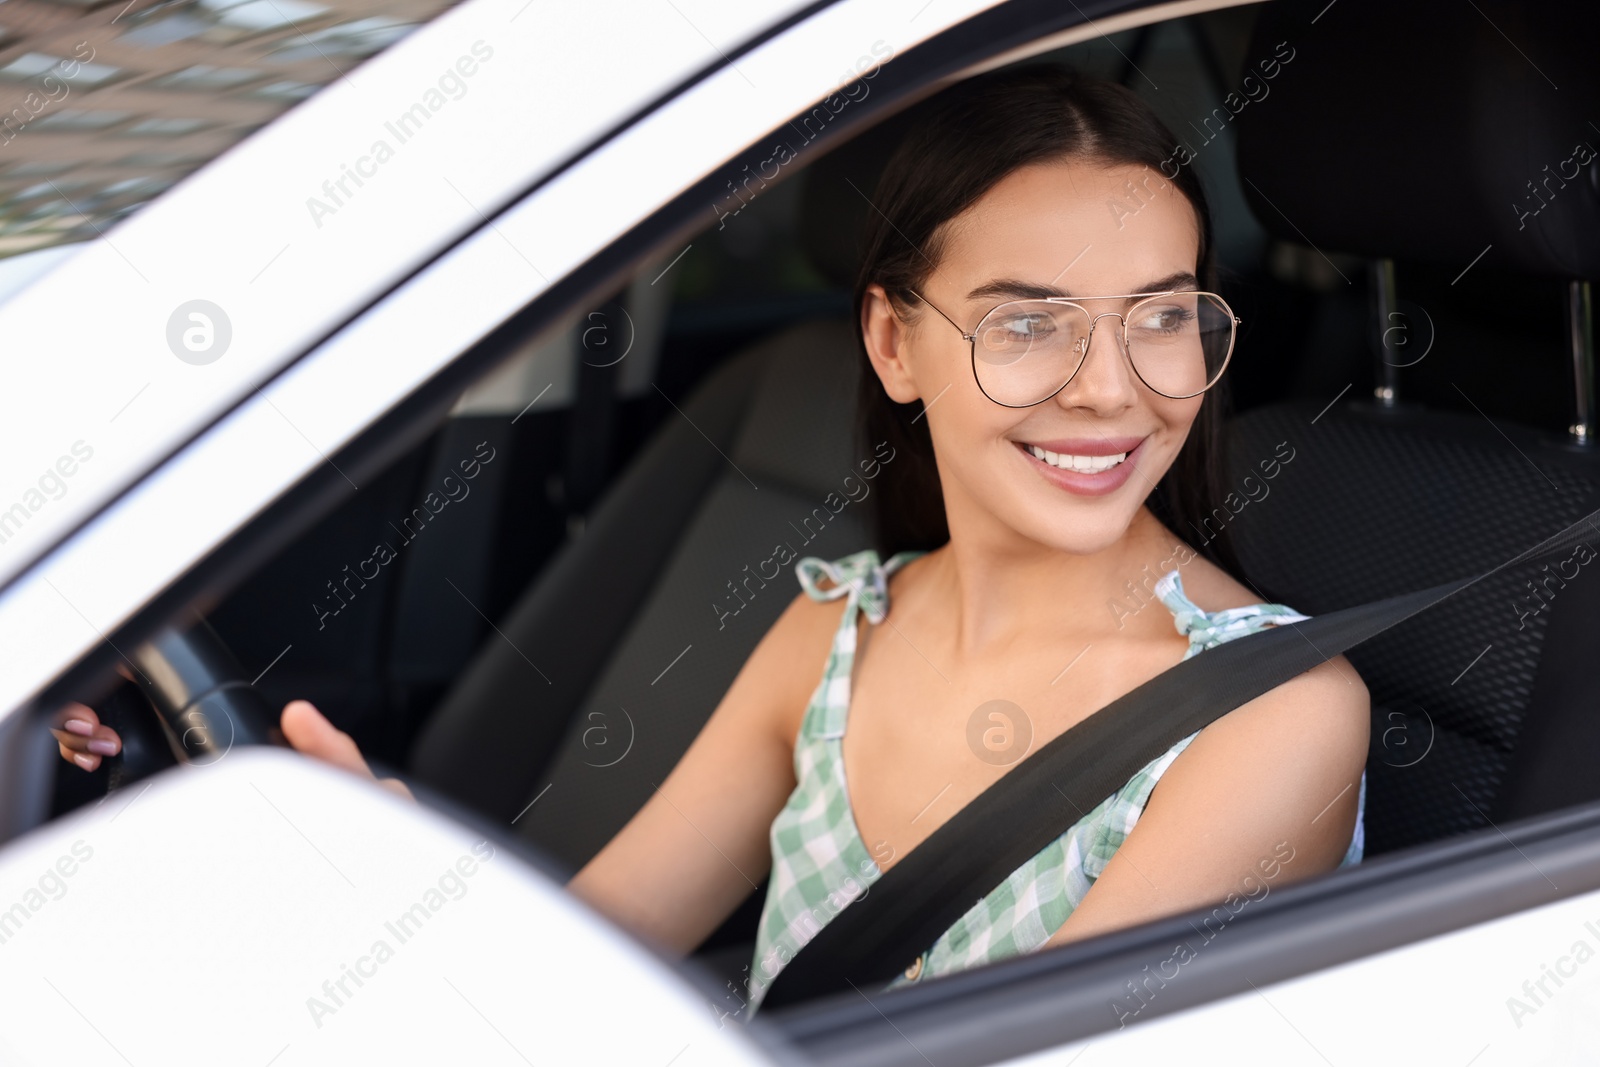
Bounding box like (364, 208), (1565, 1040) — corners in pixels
(4, 0), (1600, 1064)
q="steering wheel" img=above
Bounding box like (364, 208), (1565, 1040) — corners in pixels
(118, 614), (292, 776)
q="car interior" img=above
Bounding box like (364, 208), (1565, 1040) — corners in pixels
(41, 0), (1600, 1016)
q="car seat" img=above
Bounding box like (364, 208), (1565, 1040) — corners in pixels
(1227, 0), (1600, 853)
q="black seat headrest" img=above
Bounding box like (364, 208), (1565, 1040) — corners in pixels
(1234, 0), (1600, 280)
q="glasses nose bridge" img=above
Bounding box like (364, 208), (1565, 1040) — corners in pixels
(1074, 307), (1130, 357)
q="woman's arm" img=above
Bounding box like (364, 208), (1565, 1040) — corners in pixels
(1043, 654), (1370, 949)
(568, 591), (842, 955)
(54, 591), (836, 957)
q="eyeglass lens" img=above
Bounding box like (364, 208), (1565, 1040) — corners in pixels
(973, 293), (1234, 403)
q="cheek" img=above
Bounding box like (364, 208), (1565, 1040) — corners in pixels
(922, 391), (1036, 497)
(901, 326), (965, 389)
(926, 392), (1012, 469)
(1147, 396), (1205, 472)
(1154, 395), (1204, 435)
(908, 338), (1010, 440)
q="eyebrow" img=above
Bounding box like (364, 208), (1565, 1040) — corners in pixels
(965, 271), (1201, 303)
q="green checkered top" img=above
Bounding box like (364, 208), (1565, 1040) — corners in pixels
(743, 548), (1366, 1012)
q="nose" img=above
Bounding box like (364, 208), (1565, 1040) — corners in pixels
(1055, 311), (1137, 410)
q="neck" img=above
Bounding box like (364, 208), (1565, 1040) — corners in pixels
(922, 503), (1193, 655)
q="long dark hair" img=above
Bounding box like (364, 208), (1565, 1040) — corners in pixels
(854, 63), (1245, 580)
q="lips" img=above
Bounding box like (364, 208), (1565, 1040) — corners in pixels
(1015, 435), (1148, 497)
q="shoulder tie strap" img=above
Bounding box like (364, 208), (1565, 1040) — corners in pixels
(795, 550), (924, 625)
(793, 550), (920, 741)
(1154, 569), (1310, 651)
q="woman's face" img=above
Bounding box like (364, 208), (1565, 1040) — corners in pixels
(864, 158), (1207, 557)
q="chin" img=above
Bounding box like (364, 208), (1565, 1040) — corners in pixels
(1011, 500), (1140, 557)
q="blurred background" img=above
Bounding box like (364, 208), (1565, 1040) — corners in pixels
(0, 0), (456, 258)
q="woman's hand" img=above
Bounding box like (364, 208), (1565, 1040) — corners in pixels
(279, 699), (414, 801)
(51, 702), (120, 771)
(53, 698), (414, 802)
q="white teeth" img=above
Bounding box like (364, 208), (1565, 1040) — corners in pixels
(1026, 444), (1128, 473)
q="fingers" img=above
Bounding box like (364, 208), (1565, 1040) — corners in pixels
(52, 701), (99, 735)
(57, 741), (99, 771)
(280, 700), (415, 803)
(52, 702), (120, 771)
(280, 700), (377, 779)
(53, 696), (414, 800)
(379, 778), (416, 802)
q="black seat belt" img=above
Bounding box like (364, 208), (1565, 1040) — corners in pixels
(759, 503), (1600, 1008)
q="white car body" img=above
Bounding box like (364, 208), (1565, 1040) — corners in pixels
(1, 0), (1596, 1062)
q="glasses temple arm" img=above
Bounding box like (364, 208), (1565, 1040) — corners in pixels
(907, 290), (973, 339)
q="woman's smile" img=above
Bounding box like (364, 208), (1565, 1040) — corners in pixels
(1013, 434), (1148, 496)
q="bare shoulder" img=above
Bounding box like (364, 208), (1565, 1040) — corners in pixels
(743, 588), (847, 745)
(1229, 654), (1371, 751)
(1153, 649), (1370, 868)
(746, 548), (936, 743)
(764, 586), (849, 654)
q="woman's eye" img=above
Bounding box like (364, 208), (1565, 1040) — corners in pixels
(998, 313), (1055, 338)
(1132, 306), (1194, 332)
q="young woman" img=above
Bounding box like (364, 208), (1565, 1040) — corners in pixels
(56, 65), (1368, 1013)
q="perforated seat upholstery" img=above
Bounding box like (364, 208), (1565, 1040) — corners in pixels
(1224, 405), (1600, 853)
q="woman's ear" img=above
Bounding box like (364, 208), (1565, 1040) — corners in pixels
(861, 283), (923, 405)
